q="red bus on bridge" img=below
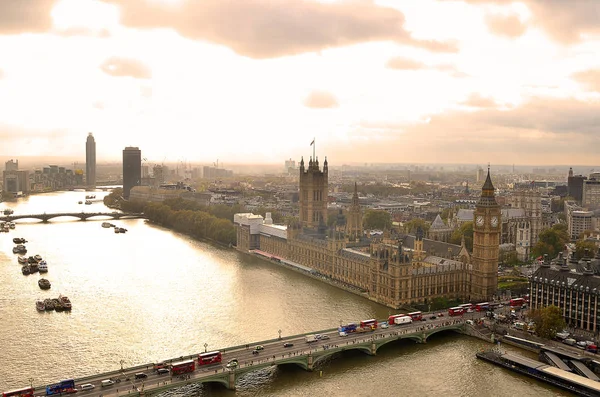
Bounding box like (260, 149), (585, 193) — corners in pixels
(448, 307), (464, 317)
(408, 311), (423, 321)
(199, 351), (222, 366)
(459, 303), (473, 312)
(360, 319), (378, 329)
(171, 359), (195, 375)
(510, 298), (525, 307)
(388, 314), (407, 325)
(475, 302), (490, 312)
(2, 387), (34, 397)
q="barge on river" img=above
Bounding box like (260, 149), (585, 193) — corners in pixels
(476, 350), (600, 397)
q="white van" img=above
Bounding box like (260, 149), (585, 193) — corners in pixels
(101, 380), (115, 387)
(80, 384), (95, 391)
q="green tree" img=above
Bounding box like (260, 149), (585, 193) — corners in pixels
(363, 209), (392, 230)
(575, 239), (597, 259)
(530, 305), (566, 339)
(532, 224), (569, 259)
(403, 218), (430, 234)
(449, 221), (473, 251)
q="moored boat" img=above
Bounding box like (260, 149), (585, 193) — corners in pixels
(118, 228), (127, 233)
(3, 209), (14, 215)
(53, 298), (64, 312)
(59, 295), (72, 310)
(21, 265), (31, 275)
(36, 300), (45, 311)
(28, 256), (37, 264)
(29, 262), (39, 273)
(44, 298), (55, 311)
(13, 237), (27, 244)
(17, 256), (27, 264)
(114, 227), (120, 233)
(8, 222), (15, 229)
(38, 278), (51, 290)
(13, 245), (27, 254)
(102, 222), (112, 228)
(38, 260), (48, 273)
(78, 201), (83, 204)
(33, 254), (43, 262)
(85, 200), (92, 205)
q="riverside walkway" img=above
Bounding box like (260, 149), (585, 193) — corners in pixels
(26, 317), (468, 396)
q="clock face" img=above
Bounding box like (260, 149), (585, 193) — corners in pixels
(476, 215), (484, 227)
(491, 216), (498, 227)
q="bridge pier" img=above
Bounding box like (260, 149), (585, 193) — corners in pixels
(228, 370), (236, 390)
(371, 341), (377, 355)
(307, 352), (314, 371)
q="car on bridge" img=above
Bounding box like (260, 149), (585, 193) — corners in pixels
(157, 368), (170, 375)
(226, 359), (239, 369)
(283, 342), (294, 348)
(254, 345), (264, 350)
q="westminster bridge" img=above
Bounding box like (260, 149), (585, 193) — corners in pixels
(0, 212), (145, 223)
(26, 318), (472, 396)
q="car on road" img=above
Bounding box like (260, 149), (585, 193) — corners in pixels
(380, 323), (389, 329)
(314, 334), (322, 340)
(283, 342), (294, 348)
(437, 313), (444, 317)
(339, 331), (348, 337)
(226, 359), (239, 368)
(420, 318), (427, 321)
(429, 315), (437, 320)
(252, 349), (260, 355)
(80, 384), (95, 391)
(157, 368), (170, 375)
(101, 380), (115, 387)
(254, 345), (264, 350)
(321, 335), (330, 340)
(134, 373), (148, 379)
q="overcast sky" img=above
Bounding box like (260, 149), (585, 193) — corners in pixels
(0, 0), (599, 166)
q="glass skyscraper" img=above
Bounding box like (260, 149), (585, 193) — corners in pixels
(86, 133), (96, 187)
(122, 146), (141, 199)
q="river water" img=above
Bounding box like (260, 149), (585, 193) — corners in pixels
(0, 191), (570, 396)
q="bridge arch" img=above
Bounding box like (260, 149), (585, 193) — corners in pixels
(374, 334), (424, 352)
(423, 325), (464, 342)
(311, 344), (373, 368)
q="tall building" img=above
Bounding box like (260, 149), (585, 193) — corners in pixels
(85, 133), (96, 187)
(345, 182), (363, 240)
(582, 178), (600, 209)
(3, 160), (29, 195)
(471, 167), (501, 301)
(298, 156), (328, 229)
(122, 147), (141, 199)
(568, 172), (586, 204)
(476, 167), (484, 183)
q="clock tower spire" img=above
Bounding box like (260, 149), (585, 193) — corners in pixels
(472, 166), (500, 301)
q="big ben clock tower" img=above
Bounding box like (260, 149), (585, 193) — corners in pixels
(471, 166), (500, 301)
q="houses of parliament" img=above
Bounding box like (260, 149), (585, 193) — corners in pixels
(234, 156), (500, 309)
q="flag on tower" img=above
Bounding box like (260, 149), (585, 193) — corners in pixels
(310, 138), (315, 146)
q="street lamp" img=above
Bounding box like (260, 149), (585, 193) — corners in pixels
(278, 329), (282, 340)
(120, 359), (125, 371)
(204, 343), (208, 353)
(28, 378), (34, 389)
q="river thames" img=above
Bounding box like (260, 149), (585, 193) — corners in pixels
(0, 191), (570, 396)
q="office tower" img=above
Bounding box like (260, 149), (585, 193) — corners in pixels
(86, 133), (96, 187)
(123, 147), (141, 199)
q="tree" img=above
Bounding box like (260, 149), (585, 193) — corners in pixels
(363, 209), (392, 230)
(532, 224), (569, 259)
(575, 239), (597, 259)
(449, 221), (473, 251)
(403, 218), (430, 234)
(530, 305), (566, 339)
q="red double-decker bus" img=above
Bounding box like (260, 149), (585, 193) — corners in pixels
(198, 351), (222, 366)
(459, 303), (473, 312)
(387, 314), (407, 325)
(510, 298), (525, 307)
(475, 302), (490, 312)
(360, 319), (378, 329)
(171, 359), (195, 375)
(448, 307), (464, 317)
(408, 311), (422, 321)
(3, 387), (34, 397)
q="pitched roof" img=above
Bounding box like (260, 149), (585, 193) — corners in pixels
(430, 214), (449, 230)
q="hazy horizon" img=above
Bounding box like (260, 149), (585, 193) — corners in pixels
(1, 1), (599, 165)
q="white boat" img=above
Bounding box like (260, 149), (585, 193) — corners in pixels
(38, 261), (48, 273)
(34, 254), (43, 262)
(102, 222), (112, 228)
(18, 256), (28, 264)
(85, 200), (92, 205)
(8, 222), (15, 229)
(36, 299), (45, 311)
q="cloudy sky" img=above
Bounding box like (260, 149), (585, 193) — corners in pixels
(0, 0), (599, 166)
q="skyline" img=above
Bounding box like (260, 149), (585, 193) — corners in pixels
(0, 0), (599, 165)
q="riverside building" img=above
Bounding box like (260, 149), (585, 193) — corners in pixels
(234, 157), (501, 309)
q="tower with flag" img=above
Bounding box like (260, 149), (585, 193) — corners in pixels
(299, 138), (328, 230)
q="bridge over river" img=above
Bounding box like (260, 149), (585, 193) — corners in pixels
(0, 212), (145, 223)
(27, 317), (470, 396)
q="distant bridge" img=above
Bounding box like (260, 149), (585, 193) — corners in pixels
(0, 212), (145, 223)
